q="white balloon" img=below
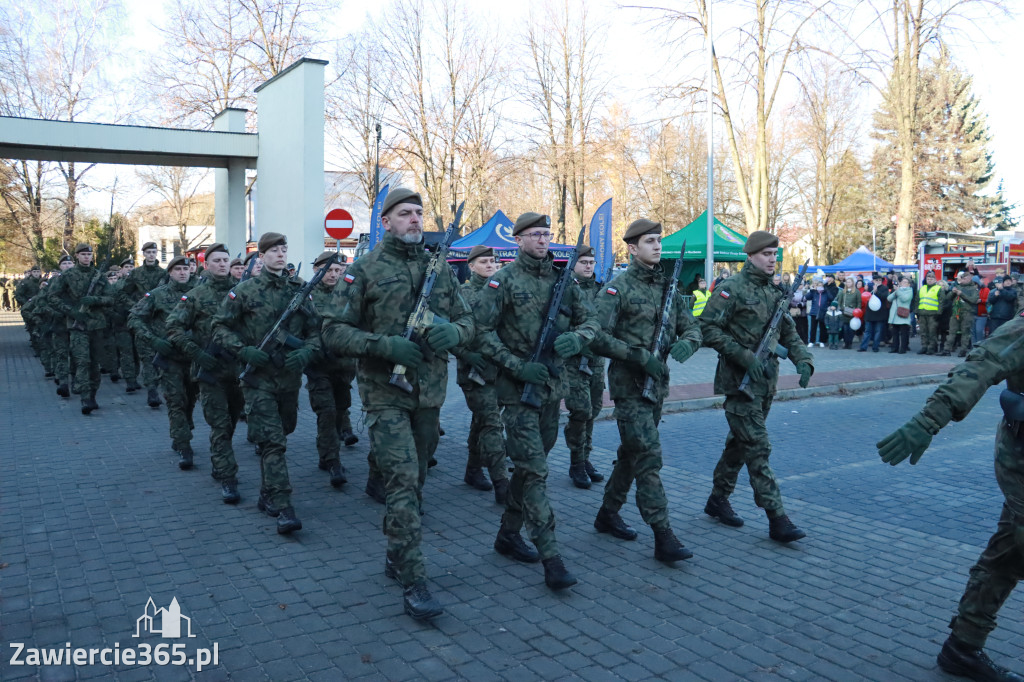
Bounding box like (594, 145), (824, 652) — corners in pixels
(849, 317), (862, 331)
(868, 294), (882, 311)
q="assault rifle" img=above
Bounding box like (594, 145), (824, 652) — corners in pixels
(641, 242), (685, 403)
(237, 254), (338, 388)
(388, 201), (466, 394)
(521, 224), (588, 409)
(736, 259), (810, 399)
(578, 262), (615, 375)
(195, 253), (259, 384)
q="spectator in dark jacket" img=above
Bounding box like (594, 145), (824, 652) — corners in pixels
(790, 282), (809, 344)
(988, 275), (1018, 332)
(859, 274), (889, 352)
(807, 278), (833, 348)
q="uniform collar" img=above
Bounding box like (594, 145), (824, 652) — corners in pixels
(259, 267), (291, 288)
(741, 261), (773, 286)
(169, 278), (193, 293)
(210, 273), (234, 291)
(516, 249), (554, 276)
(382, 232), (425, 260)
(627, 260), (663, 284)
(316, 279), (336, 293)
(470, 272), (489, 286)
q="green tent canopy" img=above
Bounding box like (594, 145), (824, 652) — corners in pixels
(660, 211), (750, 261)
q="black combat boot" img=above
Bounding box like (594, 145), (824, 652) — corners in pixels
(364, 474), (386, 504)
(584, 460), (604, 483)
(125, 380), (141, 393)
(56, 383), (70, 398)
(403, 581), (444, 620)
(109, 373), (120, 383)
(81, 393), (98, 415)
(542, 555), (578, 590)
(276, 506), (302, 534)
(340, 429), (359, 446)
(653, 527), (693, 562)
(768, 514), (806, 543)
(958, 348), (969, 357)
(220, 479), (240, 504)
(464, 466), (493, 491)
(704, 494), (744, 527)
(493, 478), (509, 505)
(494, 526), (540, 563)
(44, 370), (55, 378)
(329, 461), (347, 488)
(177, 447), (194, 470)
(257, 493), (281, 517)
(594, 506), (638, 540)
(147, 387), (162, 408)
(569, 463), (591, 489)
(384, 552), (398, 582)
(938, 635), (1024, 682)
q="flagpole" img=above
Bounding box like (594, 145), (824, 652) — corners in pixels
(705, 0), (714, 284)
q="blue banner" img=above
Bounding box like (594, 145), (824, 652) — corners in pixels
(368, 184), (390, 251)
(588, 198), (613, 281)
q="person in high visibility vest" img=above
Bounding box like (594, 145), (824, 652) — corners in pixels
(916, 270), (946, 354)
(692, 278), (710, 316)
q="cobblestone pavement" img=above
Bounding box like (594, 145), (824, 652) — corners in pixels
(1, 312), (1018, 681)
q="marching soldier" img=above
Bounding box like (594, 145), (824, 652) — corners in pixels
(16, 265), (43, 357)
(50, 255), (75, 397)
(455, 245), (509, 503)
(475, 211), (599, 591)
(111, 257), (141, 392)
(563, 245), (606, 489)
(21, 281), (54, 377)
(213, 232), (322, 535)
(321, 188), (472, 620)
(129, 256), (198, 469)
(119, 241), (167, 407)
(917, 270), (945, 355)
(700, 231), (813, 542)
(878, 316), (1024, 682)
(229, 257), (245, 280)
(588, 219), (702, 562)
(100, 266), (124, 381)
(166, 243), (245, 503)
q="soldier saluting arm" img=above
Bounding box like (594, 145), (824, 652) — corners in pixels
(587, 219), (702, 562)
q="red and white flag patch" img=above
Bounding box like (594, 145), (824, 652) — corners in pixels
(719, 290), (730, 298)
(343, 273), (355, 284)
(144, 292), (151, 298)
(488, 280), (500, 289)
(228, 291), (236, 299)
(606, 287), (618, 295)
(180, 295), (188, 301)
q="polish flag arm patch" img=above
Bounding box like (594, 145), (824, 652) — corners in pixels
(343, 273), (355, 284)
(144, 292), (151, 297)
(719, 290), (730, 298)
(606, 287), (618, 295)
(180, 295), (188, 301)
(488, 280), (500, 289)
(228, 291), (236, 299)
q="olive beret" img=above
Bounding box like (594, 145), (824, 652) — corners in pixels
(229, 257), (243, 268)
(467, 245), (494, 262)
(622, 219), (661, 242)
(141, 241), (158, 251)
(166, 255), (189, 271)
(381, 187), (423, 217)
(577, 245), (595, 259)
(512, 212), (550, 236)
(244, 251), (259, 265)
(204, 242), (229, 259)
(312, 251), (339, 268)
(119, 257), (133, 267)
(74, 243), (92, 254)
(743, 230), (779, 254)
(59, 254), (73, 265)
(108, 265), (121, 274)
(29, 264), (41, 271)
(258, 232), (287, 253)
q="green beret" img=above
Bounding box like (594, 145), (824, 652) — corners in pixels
(119, 257), (133, 267)
(107, 265), (121, 274)
(577, 245), (595, 259)
(742, 230), (779, 254)
(312, 251), (338, 268)
(381, 187), (422, 217)
(74, 243), (92, 254)
(622, 219), (661, 242)
(166, 255), (189, 271)
(244, 251), (259, 265)
(141, 241), (158, 252)
(229, 257), (243, 268)
(59, 255), (73, 265)
(204, 242), (229, 259)
(258, 232), (287, 253)
(467, 245), (494, 262)
(512, 212), (550, 236)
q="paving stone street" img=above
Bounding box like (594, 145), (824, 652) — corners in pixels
(1, 311), (1020, 681)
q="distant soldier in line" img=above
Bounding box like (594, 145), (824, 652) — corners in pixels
(21, 281), (54, 377)
(454, 245), (509, 503)
(700, 231), (813, 543)
(563, 245), (606, 489)
(119, 242), (167, 407)
(50, 255), (75, 398)
(100, 266), (124, 381)
(321, 188), (472, 620)
(589, 219), (702, 562)
(475, 212), (599, 591)
(166, 243), (245, 503)
(16, 264), (43, 356)
(229, 257), (245, 280)
(129, 255), (198, 469)
(111, 257), (141, 392)
(213, 232), (322, 535)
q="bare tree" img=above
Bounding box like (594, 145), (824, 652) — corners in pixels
(136, 167), (213, 253)
(239, 0), (322, 81)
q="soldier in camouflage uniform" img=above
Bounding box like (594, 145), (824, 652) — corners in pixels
(16, 265), (43, 356)
(563, 245), (607, 489)
(49, 256), (75, 397)
(878, 316), (1024, 682)
(229, 257), (245, 280)
(700, 231), (814, 543)
(454, 245), (509, 503)
(475, 211), (600, 591)
(589, 219), (702, 562)
(951, 270), (980, 357)
(99, 266), (124, 380)
(213, 232), (321, 535)
(321, 188), (472, 621)
(129, 256), (198, 469)
(110, 258), (141, 392)
(45, 244), (115, 414)
(166, 243), (245, 503)
(21, 281), (54, 376)
(119, 242), (166, 406)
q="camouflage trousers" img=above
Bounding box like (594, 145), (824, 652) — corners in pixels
(243, 386), (299, 509)
(134, 333), (159, 389)
(953, 312), (975, 348)
(200, 376), (244, 481)
(52, 328), (70, 384)
(306, 369), (355, 467)
(500, 401), (561, 561)
(367, 407), (441, 587)
(918, 313), (939, 353)
(564, 364), (605, 465)
(69, 329), (103, 398)
(460, 381), (507, 482)
(108, 326), (138, 381)
(712, 393), (786, 517)
(159, 362), (197, 452)
(603, 398), (670, 531)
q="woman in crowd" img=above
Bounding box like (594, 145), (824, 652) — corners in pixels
(789, 281), (809, 344)
(887, 276), (914, 354)
(833, 277), (861, 349)
(807, 278), (832, 348)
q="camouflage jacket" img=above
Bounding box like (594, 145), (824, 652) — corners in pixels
(307, 279), (356, 377)
(700, 262), (812, 398)
(21, 286), (54, 330)
(454, 272), (499, 386)
(569, 274), (607, 371)
(320, 232), (473, 411)
(951, 282), (980, 310)
(128, 278), (196, 363)
(165, 273), (238, 381)
(105, 279), (130, 327)
(15, 275), (42, 307)
(118, 262), (166, 308)
(45, 263), (114, 332)
(475, 249), (599, 405)
(212, 267), (321, 392)
(591, 261), (702, 403)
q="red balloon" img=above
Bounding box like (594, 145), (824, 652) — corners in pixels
(852, 307), (864, 319)
(860, 290), (871, 304)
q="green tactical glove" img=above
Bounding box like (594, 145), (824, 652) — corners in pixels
(669, 339), (697, 364)
(152, 338), (175, 356)
(379, 335), (424, 368)
(70, 309), (90, 323)
(284, 347), (313, 372)
(515, 361), (550, 386)
(739, 350), (765, 383)
(239, 345), (270, 368)
(425, 323), (460, 352)
(796, 361), (813, 388)
(643, 351), (665, 380)
(553, 332), (583, 358)
(877, 413), (937, 466)
(464, 351), (488, 374)
(79, 295), (102, 307)
(194, 351), (219, 371)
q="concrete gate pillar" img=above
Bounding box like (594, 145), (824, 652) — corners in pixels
(212, 107), (249, 255)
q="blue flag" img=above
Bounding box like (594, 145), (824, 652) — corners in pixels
(368, 184), (390, 251)
(588, 198), (613, 282)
